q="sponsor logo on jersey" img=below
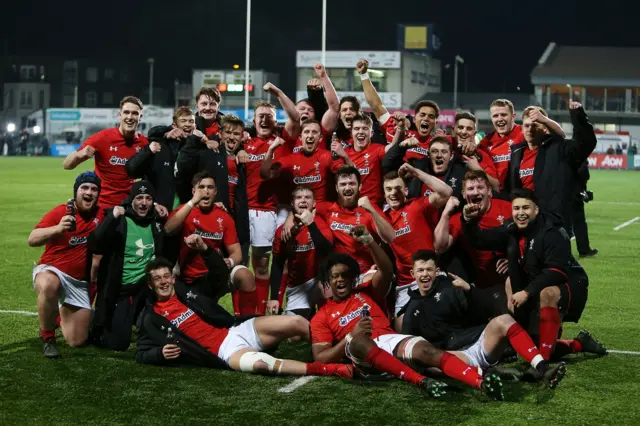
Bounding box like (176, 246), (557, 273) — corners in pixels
(330, 222), (354, 233)
(395, 224), (411, 237)
(339, 303), (371, 327)
(519, 168), (534, 178)
(170, 308), (195, 328)
(295, 241), (315, 252)
(492, 154), (511, 163)
(228, 175), (238, 185)
(195, 229), (223, 240)
(68, 236), (88, 246)
(293, 146), (303, 153)
(247, 153), (266, 162)
(293, 175), (321, 184)
(408, 147), (429, 156)
(109, 156), (128, 166)
(357, 167), (370, 176)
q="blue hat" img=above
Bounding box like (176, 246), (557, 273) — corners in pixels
(74, 171), (101, 198)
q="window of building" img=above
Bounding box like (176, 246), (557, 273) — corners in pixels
(104, 68), (114, 80)
(327, 69), (349, 91)
(606, 88), (625, 112)
(85, 91), (97, 107)
(585, 87), (605, 111)
(27, 91), (33, 107)
(632, 88), (640, 113)
(20, 65), (36, 81)
(39, 90), (46, 109)
(20, 91), (27, 107)
(86, 67), (98, 83)
(103, 92), (113, 104)
(6, 90), (14, 109)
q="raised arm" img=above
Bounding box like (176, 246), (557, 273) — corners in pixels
(356, 59), (388, 120)
(164, 192), (203, 235)
(296, 209), (333, 256)
(433, 197), (460, 254)
(567, 102), (597, 164)
(384, 112), (407, 153)
(63, 145), (95, 170)
(259, 138), (285, 180)
(263, 83), (301, 139)
(313, 64), (339, 132)
(126, 143), (158, 178)
(399, 163), (452, 208)
(358, 197), (396, 244)
(28, 215), (73, 247)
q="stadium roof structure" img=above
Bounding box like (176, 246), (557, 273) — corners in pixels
(530, 42), (640, 86)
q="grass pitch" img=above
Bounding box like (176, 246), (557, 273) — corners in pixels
(1, 157), (639, 425)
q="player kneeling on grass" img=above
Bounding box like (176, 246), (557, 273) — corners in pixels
(310, 247), (505, 400)
(29, 172), (105, 359)
(401, 250), (566, 388)
(136, 243), (352, 378)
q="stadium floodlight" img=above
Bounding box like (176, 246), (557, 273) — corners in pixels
(6, 123), (15, 132)
(33, 125), (41, 134)
(244, 0), (251, 123)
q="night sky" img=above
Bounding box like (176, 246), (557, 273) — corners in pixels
(3, 0), (639, 97)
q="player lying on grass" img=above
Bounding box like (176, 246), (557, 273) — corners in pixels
(136, 242), (352, 379)
(310, 246), (505, 400)
(462, 188), (607, 360)
(29, 172), (104, 359)
(401, 250), (567, 388)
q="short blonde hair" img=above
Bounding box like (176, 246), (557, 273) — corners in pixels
(522, 106), (548, 120)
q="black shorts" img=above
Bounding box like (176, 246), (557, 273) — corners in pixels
(559, 276), (588, 323)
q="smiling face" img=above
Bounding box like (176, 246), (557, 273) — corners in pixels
(490, 105), (516, 137)
(292, 188), (315, 215)
(351, 119), (371, 151)
(174, 113), (196, 136)
(411, 259), (438, 296)
(296, 101), (316, 122)
(75, 183), (99, 213)
(132, 194), (153, 217)
(336, 174), (360, 209)
(512, 197), (539, 230)
(414, 106), (437, 137)
(253, 106), (277, 138)
(149, 266), (176, 302)
(454, 118), (476, 145)
(300, 122), (321, 154)
(463, 178), (491, 213)
(196, 95), (219, 122)
(383, 176), (408, 210)
(119, 102), (142, 135)
(193, 177), (216, 211)
(329, 263), (355, 301)
(429, 141), (452, 175)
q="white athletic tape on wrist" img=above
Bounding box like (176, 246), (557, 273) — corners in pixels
(227, 257), (235, 268)
(187, 200), (195, 208)
(360, 233), (374, 246)
(238, 351), (284, 374)
(360, 72), (370, 81)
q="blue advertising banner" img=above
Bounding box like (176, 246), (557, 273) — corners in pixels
(50, 144), (80, 157)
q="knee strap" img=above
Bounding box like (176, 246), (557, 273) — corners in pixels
(238, 351), (283, 373)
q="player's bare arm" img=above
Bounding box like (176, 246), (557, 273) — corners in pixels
(314, 63), (340, 132)
(433, 196), (460, 254)
(312, 339), (348, 364)
(164, 190), (205, 235)
(357, 196), (396, 243)
(331, 138), (355, 167)
(384, 112), (407, 153)
(28, 216), (75, 247)
(353, 229), (394, 299)
(259, 137), (285, 180)
(225, 242), (244, 270)
(63, 145), (95, 170)
(399, 163), (453, 208)
(357, 59), (387, 119)
(263, 83), (301, 139)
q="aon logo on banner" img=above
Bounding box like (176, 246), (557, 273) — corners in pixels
(601, 156), (624, 168)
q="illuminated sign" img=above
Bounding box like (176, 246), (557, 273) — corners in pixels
(217, 83), (254, 93)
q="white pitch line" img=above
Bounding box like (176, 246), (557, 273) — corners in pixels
(608, 349), (640, 355)
(0, 309), (38, 316)
(613, 217), (640, 231)
(592, 201), (640, 206)
(278, 376), (317, 393)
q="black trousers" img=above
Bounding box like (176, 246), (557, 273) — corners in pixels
(571, 199), (591, 254)
(96, 286), (147, 351)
